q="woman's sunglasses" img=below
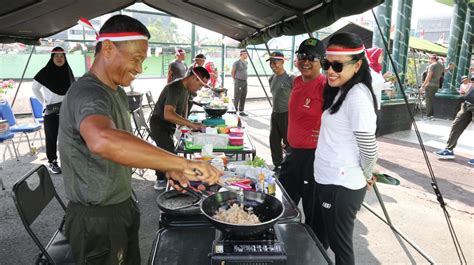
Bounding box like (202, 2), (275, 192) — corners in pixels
(321, 59), (358, 73)
(296, 53), (320, 62)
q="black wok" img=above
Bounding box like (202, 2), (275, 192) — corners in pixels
(200, 190), (284, 237)
(203, 105), (227, 118)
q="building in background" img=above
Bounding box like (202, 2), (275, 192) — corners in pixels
(416, 15), (451, 44)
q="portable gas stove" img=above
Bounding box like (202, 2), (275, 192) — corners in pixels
(210, 226), (287, 264)
(202, 117), (226, 126)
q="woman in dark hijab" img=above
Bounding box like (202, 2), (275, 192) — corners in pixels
(32, 46), (75, 174)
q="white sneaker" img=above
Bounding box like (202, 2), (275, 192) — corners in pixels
(49, 161), (61, 174)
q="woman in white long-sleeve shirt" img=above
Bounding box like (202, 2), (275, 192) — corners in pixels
(313, 33), (378, 265)
(32, 46), (75, 174)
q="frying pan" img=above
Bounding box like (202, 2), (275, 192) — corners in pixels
(156, 188), (206, 216)
(156, 190), (200, 216)
(200, 190), (284, 237)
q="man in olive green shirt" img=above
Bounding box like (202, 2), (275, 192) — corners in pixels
(59, 15), (220, 265)
(421, 55), (444, 119)
(150, 67), (209, 190)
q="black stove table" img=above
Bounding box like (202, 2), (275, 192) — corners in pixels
(147, 223), (332, 265)
(159, 178), (301, 227)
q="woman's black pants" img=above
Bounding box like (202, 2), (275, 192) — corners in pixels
(315, 183), (367, 265)
(44, 113), (59, 163)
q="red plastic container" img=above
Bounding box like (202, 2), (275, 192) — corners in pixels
(180, 126), (190, 134)
(229, 127), (244, 137)
(229, 136), (244, 146)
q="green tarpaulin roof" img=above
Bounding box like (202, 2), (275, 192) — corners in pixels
(0, 0), (383, 45)
(322, 22), (448, 56)
(408, 37), (448, 56)
(436, 0), (474, 6)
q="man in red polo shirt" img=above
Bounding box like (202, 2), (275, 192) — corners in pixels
(279, 37), (327, 247)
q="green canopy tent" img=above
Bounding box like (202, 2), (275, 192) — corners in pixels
(0, 0), (383, 45)
(408, 37), (448, 56)
(0, 1), (465, 263)
(0, 0), (383, 107)
(436, 0), (474, 6)
(320, 22), (448, 55)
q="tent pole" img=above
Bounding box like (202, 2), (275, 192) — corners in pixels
(255, 44), (270, 82)
(290, 36), (296, 70)
(245, 48), (272, 107)
(263, 43), (273, 81)
(82, 26), (88, 73)
(221, 35), (226, 88)
(11, 46), (35, 108)
(412, 51), (419, 88)
(191, 24), (196, 60)
(362, 200), (435, 264)
(372, 183), (393, 225)
(371, 9), (466, 264)
(297, 13), (314, 38)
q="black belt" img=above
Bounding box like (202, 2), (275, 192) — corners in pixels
(44, 102), (62, 115)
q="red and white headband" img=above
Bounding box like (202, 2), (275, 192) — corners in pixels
(191, 69), (209, 87)
(269, 56), (287, 60)
(96, 32), (148, 42)
(78, 17), (148, 42)
(325, 46), (365, 56)
(175, 49), (186, 56)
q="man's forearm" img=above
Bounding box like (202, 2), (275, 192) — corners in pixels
(91, 128), (187, 172)
(423, 72), (433, 86)
(164, 111), (193, 127)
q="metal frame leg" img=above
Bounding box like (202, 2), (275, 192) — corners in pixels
(32, 129), (45, 148)
(1, 139), (19, 190)
(3, 139), (19, 164)
(14, 132), (41, 156)
(362, 183), (435, 264)
(24, 133), (33, 154)
(14, 133), (23, 155)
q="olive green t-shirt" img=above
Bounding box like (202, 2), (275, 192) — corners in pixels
(427, 62), (444, 87)
(152, 79), (189, 130)
(169, 60), (188, 82)
(58, 72), (132, 206)
(269, 72), (295, 113)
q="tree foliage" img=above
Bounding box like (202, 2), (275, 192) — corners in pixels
(146, 16), (178, 43)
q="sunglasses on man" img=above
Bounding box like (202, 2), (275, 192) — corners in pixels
(321, 59), (358, 73)
(296, 52), (320, 62)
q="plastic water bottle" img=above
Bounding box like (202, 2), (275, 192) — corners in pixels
(267, 177), (276, 195)
(258, 173), (266, 193)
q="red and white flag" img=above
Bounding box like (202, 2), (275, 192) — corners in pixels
(77, 17), (148, 42)
(437, 33), (445, 44)
(77, 17), (98, 38)
(419, 29), (424, 39)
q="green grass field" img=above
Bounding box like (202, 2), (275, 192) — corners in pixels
(0, 53), (289, 80)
